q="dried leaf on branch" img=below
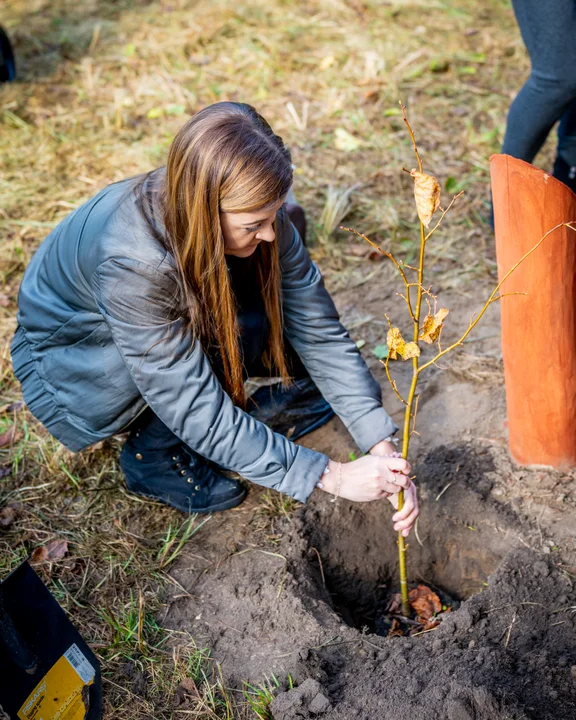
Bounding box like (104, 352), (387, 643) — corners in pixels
(419, 308), (449, 344)
(410, 170), (441, 227)
(387, 326), (420, 361)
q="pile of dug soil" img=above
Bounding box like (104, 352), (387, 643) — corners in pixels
(167, 443), (576, 719)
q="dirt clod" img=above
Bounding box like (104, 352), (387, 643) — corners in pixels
(271, 678), (332, 719)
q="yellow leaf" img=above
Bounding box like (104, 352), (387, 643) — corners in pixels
(334, 128), (364, 152)
(387, 327), (421, 361)
(147, 107), (164, 119)
(419, 308), (449, 344)
(410, 170), (441, 227)
(319, 55), (335, 71)
(402, 341), (421, 359)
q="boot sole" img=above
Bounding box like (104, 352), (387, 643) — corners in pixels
(126, 485), (248, 514)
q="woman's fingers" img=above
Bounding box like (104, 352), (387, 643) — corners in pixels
(394, 506), (419, 533)
(375, 457), (412, 490)
(390, 484), (419, 535)
(381, 456), (412, 474)
(382, 472), (410, 492)
(392, 486), (416, 519)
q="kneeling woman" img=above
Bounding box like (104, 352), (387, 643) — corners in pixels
(11, 102), (418, 537)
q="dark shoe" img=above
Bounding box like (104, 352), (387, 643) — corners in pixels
(247, 377), (334, 441)
(285, 202), (307, 245)
(552, 156), (576, 193)
(120, 440), (247, 514)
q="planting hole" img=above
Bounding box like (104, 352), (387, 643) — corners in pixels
(301, 445), (513, 634)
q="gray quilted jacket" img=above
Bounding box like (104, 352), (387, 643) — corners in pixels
(11, 171), (397, 502)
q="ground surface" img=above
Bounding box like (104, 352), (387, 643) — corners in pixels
(1, 1), (575, 718)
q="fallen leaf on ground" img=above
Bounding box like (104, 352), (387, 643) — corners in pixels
(372, 344), (389, 360)
(409, 584), (442, 620)
(0, 506), (16, 528)
(173, 677), (200, 708)
(346, 244), (369, 257)
(31, 538), (69, 563)
(386, 593), (403, 615)
(387, 326), (420, 361)
(419, 308), (449, 344)
(334, 127), (365, 152)
(388, 618), (404, 637)
(0, 426), (15, 448)
(364, 88), (380, 102)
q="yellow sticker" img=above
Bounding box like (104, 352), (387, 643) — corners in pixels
(18, 644), (95, 720)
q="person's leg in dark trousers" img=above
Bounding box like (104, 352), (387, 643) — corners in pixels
(501, 0), (576, 189)
(246, 341), (334, 441)
(554, 97), (576, 185)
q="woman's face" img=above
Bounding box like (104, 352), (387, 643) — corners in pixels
(221, 196), (287, 257)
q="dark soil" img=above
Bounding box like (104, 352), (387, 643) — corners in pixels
(166, 443), (576, 719)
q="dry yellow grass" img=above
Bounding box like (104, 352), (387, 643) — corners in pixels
(0, 0), (550, 717)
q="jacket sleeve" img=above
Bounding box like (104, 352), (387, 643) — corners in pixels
(278, 210), (398, 452)
(91, 256), (328, 502)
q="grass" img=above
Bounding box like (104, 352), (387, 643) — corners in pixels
(242, 674), (283, 720)
(0, 0), (559, 716)
(0, 407), (246, 716)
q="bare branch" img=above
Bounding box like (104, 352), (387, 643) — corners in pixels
(488, 291), (527, 304)
(381, 357), (408, 406)
(406, 284), (436, 301)
(410, 394), (420, 437)
(342, 226), (416, 320)
(400, 102), (423, 173)
(424, 191), (465, 241)
(418, 222), (576, 374)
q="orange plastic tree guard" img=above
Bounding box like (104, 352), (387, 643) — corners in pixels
(491, 154), (576, 468)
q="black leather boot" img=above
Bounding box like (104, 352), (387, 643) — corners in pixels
(247, 377), (334, 440)
(120, 412), (247, 513)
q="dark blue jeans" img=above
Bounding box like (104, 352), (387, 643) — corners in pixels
(502, 0), (576, 170)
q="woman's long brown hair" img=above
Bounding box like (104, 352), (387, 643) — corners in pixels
(157, 102), (292, 407)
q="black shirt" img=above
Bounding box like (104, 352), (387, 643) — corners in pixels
(226, 253), (270, 377)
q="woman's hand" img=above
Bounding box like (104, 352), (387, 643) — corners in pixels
(387, 480), (418, 537)
(318, 454), (419, 537)
(368, 439), (419, 536)
(369, 438), (399, 457)
(320, 456), (411, 501)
